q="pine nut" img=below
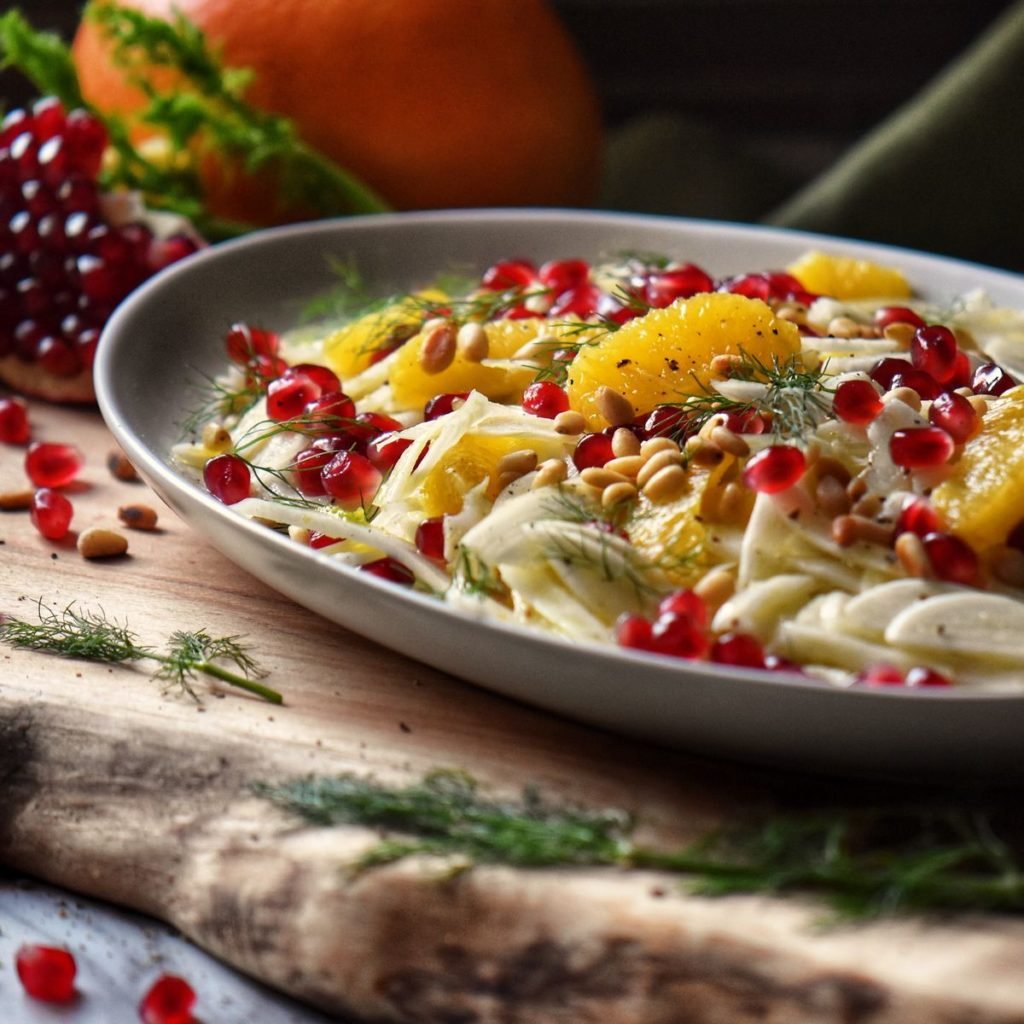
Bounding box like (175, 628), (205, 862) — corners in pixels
(118, 504), (159, 530)
(605, 455), (643, 479)
(611, 426), (641, 457)
(895, 531), (931, 577)
(580, 467), (630, 489)
(827, 316), (864, 339)
(0, 488), (33, 510)
(531, 459), (568, 489)
(697, 413), (728, 440)
(776, 304), (808, 324)
(636, 448), (684, 489)
(553, 410), (586, 435)
(107, 449), (139, 482)
(496, 471), (521, 492)
(496, 449), (538, 477)
(639, 436), (680, 461)
(642, 464), (689, 503)
(967, 395), (989, 417)
(709, 424), (749, 457)
(686, 437), (725, 468)
(851, 492), (883, 519)
(601, 481), (638, 508)
(202, 423), (232, 451)
(815, 474), (851, 518)
(595, 386), (635, 426)
(77, 527), (129, 560)
(882, 322), (916, 347)
(883, 386), (921, 412)
(419, 320), (457, 374)
(815, 455), (851, 486)
(693, 568), (736, 612)
(456, 322), (489, 362)
(846, 474), (869, 502)
(717, 481), (749, 523)
(513, 334), (557, 363)
(832, 514), (894, 548)
(710, 353), (743, 376)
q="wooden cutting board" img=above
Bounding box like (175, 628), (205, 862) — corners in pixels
(3, 401), (1024, 1023)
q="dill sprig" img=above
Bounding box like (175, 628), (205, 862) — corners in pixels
(1, 601), (282, 704)
(451, 548), (508, 602)
(257, 770), (1024, 919)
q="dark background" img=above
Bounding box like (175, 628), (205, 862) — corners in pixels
(1, 0), (1018, 222)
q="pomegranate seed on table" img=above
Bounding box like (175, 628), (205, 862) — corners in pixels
(30, 488), (74, 540)
(572, 431), (615, 471)
(741, 445), (806, 494)
(832, 379), (883, 425)
(203, 453), (251, 505)
(15, 943), (77, 1003)
(0, 395), (30, 442)
(25, 440), (83, 486)
(139, 973), (196, 1024)
(522, 380), (570, 418)
(889, 426), (955, 469)
(928, 391), (980, 443)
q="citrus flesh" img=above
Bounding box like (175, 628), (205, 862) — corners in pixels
(786, 251), (911, 301)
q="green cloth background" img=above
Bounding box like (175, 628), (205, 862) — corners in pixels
(599, 0), (1024, 273)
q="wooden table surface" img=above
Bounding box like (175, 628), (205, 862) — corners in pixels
(3, 398), (1024, 1023)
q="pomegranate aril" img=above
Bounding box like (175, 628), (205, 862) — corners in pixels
(874, 306), (926, 331)
(36, 336), (82, 377)
(869, 356), (912, 392)
(644, 264), (713, 307)
(148, 233), (199, 271)
(30, 487), (74, 539)
(203, 453), (251, 504)
(922, 531), (980, 586)
(58, 175), (100, 215)
(139, 973), (197, 1024)
(361, 556), (415, 585)
(15, 944), (77, 1003)
(572, 431), (615, 470)
(856, 663), (905, 686)
(0, 107), (30, 146)
(643, 404), (691, 439)
(649, 613), (709, 659)
(741, 444), (806, 494)
(32, 97), (67, 140)
(947, 350), (973, 390)
(549, 284), (601, 319)
(424, 392), (469, 420)
(266, 373), (321, 421)
(928, 391), (980, 443)
(656, 588), (708, 629)
(309, 530), (344, 548)
(972, 362), (1016, 396)
(522, 380), (570, 418)
(905, 666), (954, 687)
(889, 426), (954, 469)
(25, 440), (83, 486)
(284, 362), (340, 394)
(910, 325), (958, 384)
(415, 516), (446, 562)
(890, 368), (942, 400)
(896, 498), (942, 537)
(538, 258), (589, 294)
(321, 450), (382, 509)
(616, 613), (656, 651)
(0, 396), (31, 442)
(63, 110), (108, 178)
(292, 447), (332, 496)
(710, 632), (766, 668)
(366, 430), (413, 471)
(723, 408), (767, 435)
(480, 259), (537, 291)
(832, 379), (883, 425)
(303, 390), (356, 431)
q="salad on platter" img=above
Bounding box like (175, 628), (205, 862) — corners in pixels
(170, 248), (1024, 692)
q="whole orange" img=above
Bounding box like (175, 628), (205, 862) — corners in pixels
(72, 0), (604, 224)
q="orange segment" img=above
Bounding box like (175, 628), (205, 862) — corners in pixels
(786, 250), (911, 300)
(565, 293), (801, 428)
(388, 318), (543, 411)
(931, 386), (1024, 552)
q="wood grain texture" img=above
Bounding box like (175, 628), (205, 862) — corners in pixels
(3, 403), (1024, 1023)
